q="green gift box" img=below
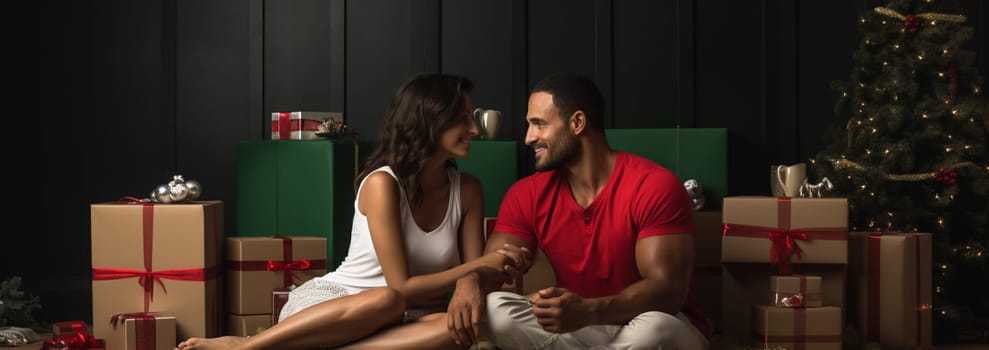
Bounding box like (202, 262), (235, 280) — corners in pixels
(236, 140), (357, 269)
(606, 128), (727, 209)
(455, 140), (517, 218)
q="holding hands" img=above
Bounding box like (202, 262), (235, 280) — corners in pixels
(447, 243), (532, 346)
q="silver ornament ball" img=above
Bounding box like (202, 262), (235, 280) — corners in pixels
(184, 180), (202, 200)
(153, 184), (173, 203)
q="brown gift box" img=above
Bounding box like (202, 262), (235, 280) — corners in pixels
(226, 236), (327, 315)
(692, 211), (723, 332)
(722, 197), (848, 268)
(227, 314), (271, 337)
(753, 305), (842, 350)
(771, 275), (823, 307)
(272, 287), (292, 324)
(91, 201), (223, 343)
(723, 264), (845, 344)
(848, 232), (932, 349)
(106, 314), (176, 350)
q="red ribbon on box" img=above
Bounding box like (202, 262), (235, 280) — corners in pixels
(110, 313), (157, 350)
(271, 113), (323, 139)
(42, 332), (105, 350)
(866, 234), (926, 345)
(91, 202), (219, 313)
(52, 320), (89, 338)
(226, 236), (326, 287)
(723, 198), (847, 274)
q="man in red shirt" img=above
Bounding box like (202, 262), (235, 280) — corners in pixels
(448, 73), (710, 349)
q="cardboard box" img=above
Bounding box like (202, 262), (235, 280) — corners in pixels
(91, 201), (223, 342)
(722, 197), (848, 270)
(271, 111), (342, 140)
(722, 264), (845, 344)
(226, 237), (327, 315)
(692, 211), (723, 332)
(237, 140), (357, 269)
(272, 288), (292, 324)
(771, 275), (823, 307)
(106, 314), (176, 350)
(753, 305), (842, 350)
(227, 314), (271, 337)
(847, 232), (932, 349)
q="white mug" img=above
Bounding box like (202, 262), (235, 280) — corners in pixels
(473, 108), (501, 140)
(771, 163), (807, 198)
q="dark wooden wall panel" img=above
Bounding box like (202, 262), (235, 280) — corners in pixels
(797, 1), (863, 169)
(176, 0), (250, 234)
(527, 0), (598, 92)
(613, 0), (680, 128)
(441, 0), (514, 139)
(346, 0), (414, 141)
(695, 0), (766, 195)
(264, 1), (338, 115)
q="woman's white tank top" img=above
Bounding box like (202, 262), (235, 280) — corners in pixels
(318, 166), (462, 290)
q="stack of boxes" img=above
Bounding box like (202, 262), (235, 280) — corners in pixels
(225, 236), (328, 336)
(721, 197), (848, 349)
(90, 201), (224, 349)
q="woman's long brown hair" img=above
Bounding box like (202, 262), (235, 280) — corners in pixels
(356, 73), (474, 207)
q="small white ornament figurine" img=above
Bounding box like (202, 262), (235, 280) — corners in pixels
(799, 177), (834, 198)
(683, 179), (706, 211)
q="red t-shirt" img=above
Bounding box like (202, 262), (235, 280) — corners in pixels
(494, 152), (711, 339)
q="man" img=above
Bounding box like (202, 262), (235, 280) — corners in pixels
(448, 73), (710, 349)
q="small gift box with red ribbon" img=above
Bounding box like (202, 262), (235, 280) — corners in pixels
(52, 320), (89, 338)
(105, 313), (176, 350)
(847, 232), (932, 349)
(770, 275), (822, 308)
(225, 236), (327, 315)
(227, 314), (271, 337)
(753, 305), (842, 350)
(90, 201), (223, 343)
(270, 111), (342, 140)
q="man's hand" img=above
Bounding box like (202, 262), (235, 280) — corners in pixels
(530, 287), (592, 333)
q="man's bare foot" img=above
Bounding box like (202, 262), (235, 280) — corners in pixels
(175, 336), (247, 350)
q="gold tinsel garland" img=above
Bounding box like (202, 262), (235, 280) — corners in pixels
(832, 159), (977, 181)
(874, 7), (967, 23)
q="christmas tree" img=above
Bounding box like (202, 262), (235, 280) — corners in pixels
(811, 0), (989, 342)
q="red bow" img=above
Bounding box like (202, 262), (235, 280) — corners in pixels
(266, 259), (312, 271)
(768, 230), (807, 275)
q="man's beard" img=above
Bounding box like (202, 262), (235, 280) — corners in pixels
(534, 132), (579, 172)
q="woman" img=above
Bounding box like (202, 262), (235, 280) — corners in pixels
(176, 73), (525, 350)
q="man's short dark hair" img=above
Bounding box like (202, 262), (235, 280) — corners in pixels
(531, 73), (605, 131)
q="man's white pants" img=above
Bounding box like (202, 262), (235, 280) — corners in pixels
(485, 291), (709, 350)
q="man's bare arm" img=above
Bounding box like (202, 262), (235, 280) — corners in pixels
(584, 233), (693, 325)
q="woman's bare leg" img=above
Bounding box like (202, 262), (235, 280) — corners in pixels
(176, 287), (405, 350)
(337, 313), (462, 350)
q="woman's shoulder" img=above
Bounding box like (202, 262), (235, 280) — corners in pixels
(361, 170), (401, 193)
